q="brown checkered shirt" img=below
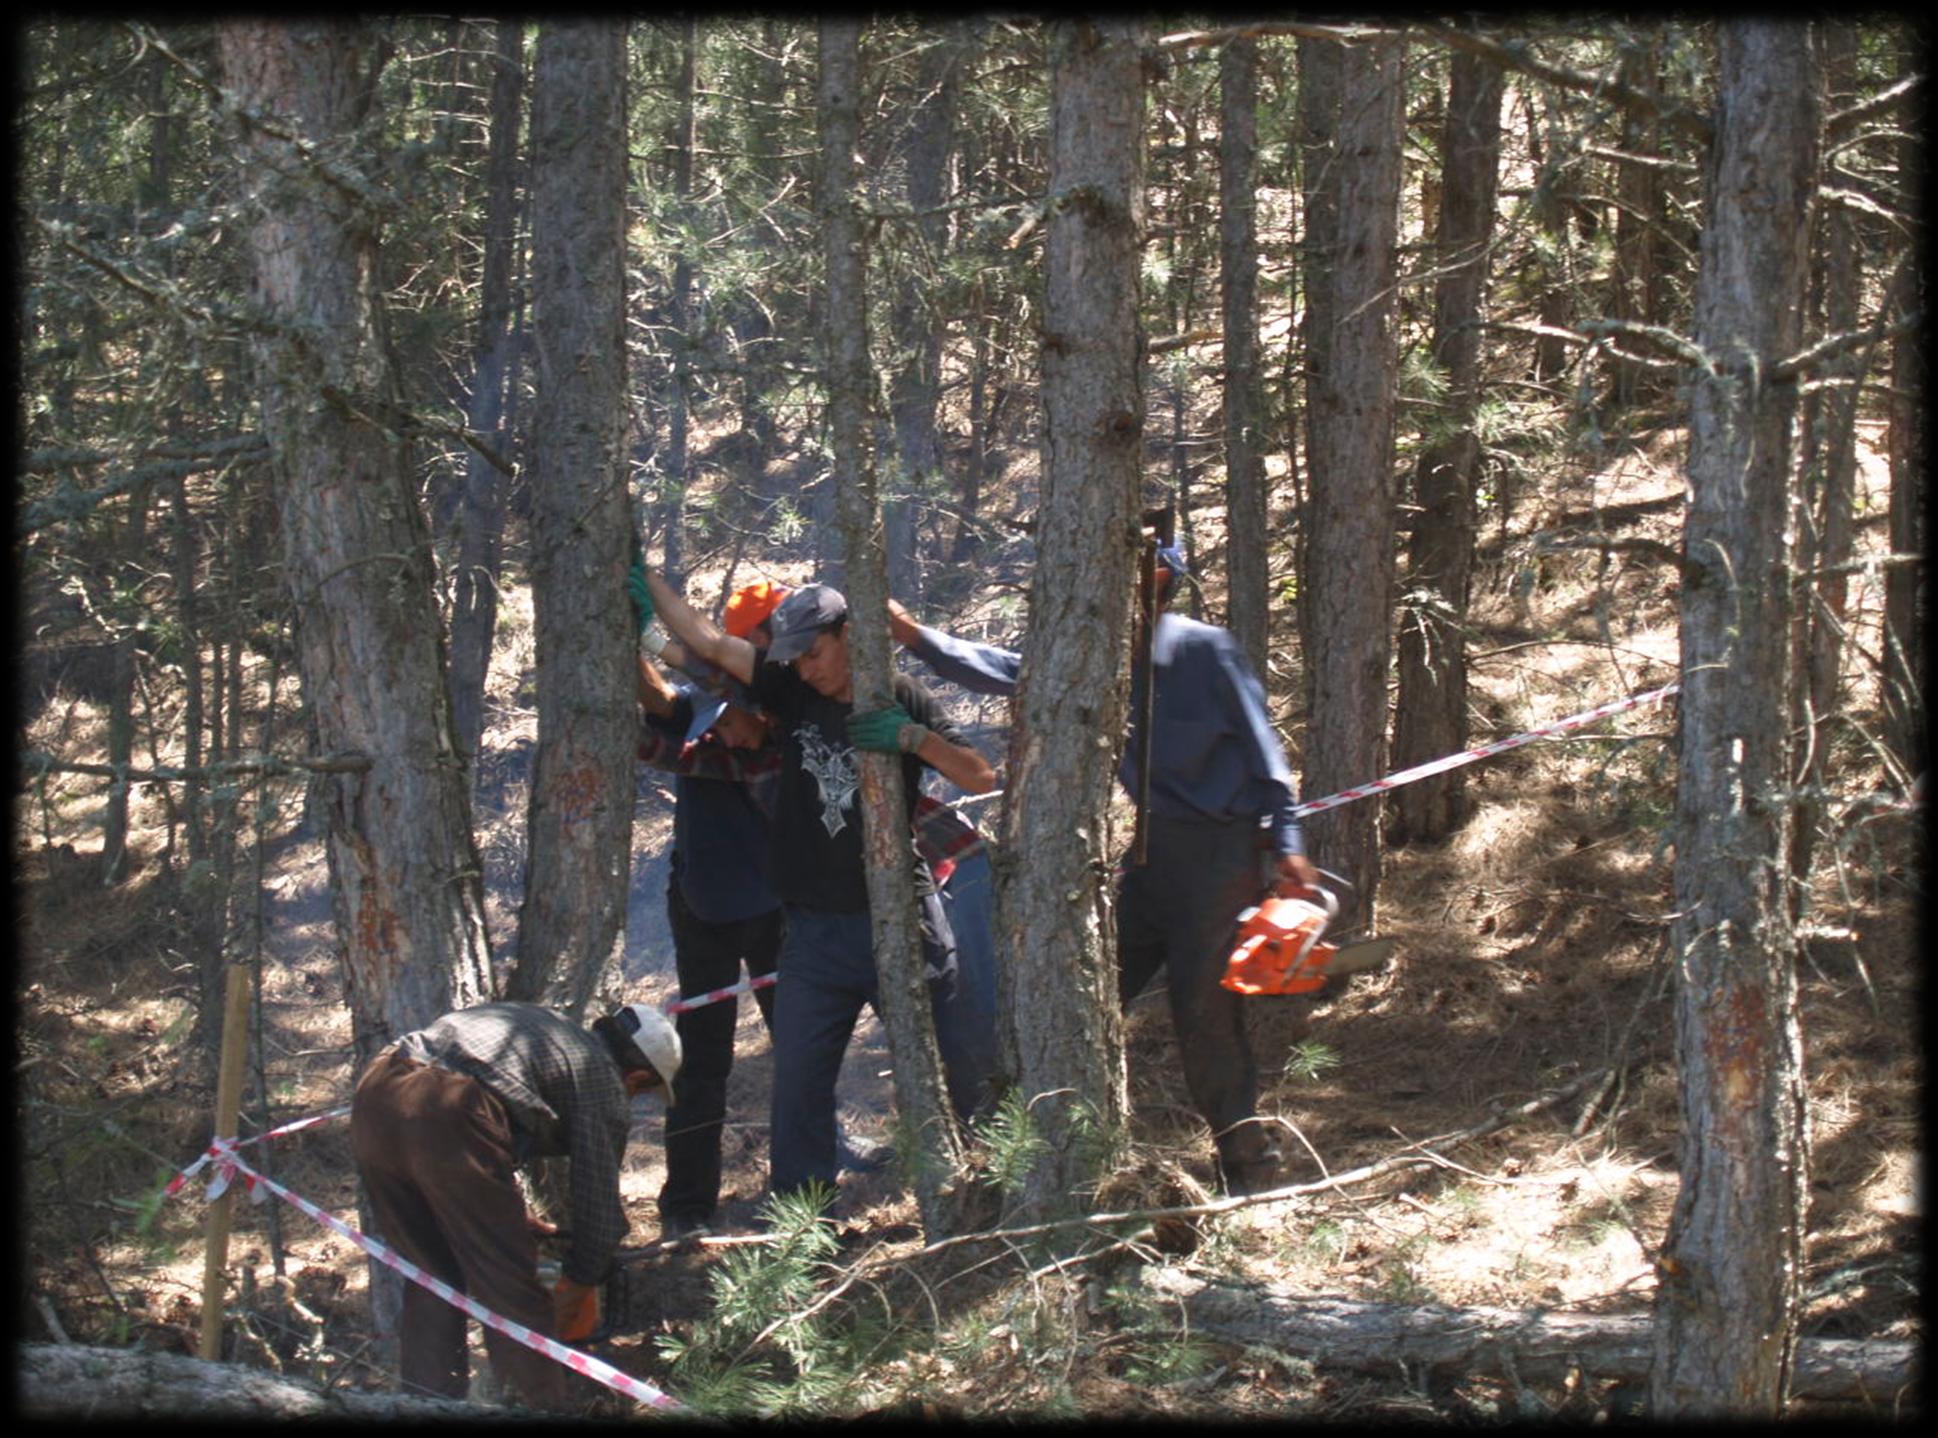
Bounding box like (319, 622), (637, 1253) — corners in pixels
(398, 1002), (632, 1284)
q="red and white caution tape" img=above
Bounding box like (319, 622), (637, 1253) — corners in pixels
(1292, 682), (1681, 819)
(204, 1148), (684, 1412)
(663, 973), (776, 1015)
(166, 1105), (353, 1198)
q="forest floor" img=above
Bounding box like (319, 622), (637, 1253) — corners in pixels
(16, 418), (1922, 1421)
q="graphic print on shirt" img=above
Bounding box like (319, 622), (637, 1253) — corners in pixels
(798, 725), (859, 837)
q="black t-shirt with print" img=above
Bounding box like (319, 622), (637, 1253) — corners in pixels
(748, 660), (963, 913)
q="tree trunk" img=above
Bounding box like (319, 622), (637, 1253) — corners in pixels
(818, 18), (966, 1238)
(101, 479), (151, 885)
(1220, 37), (1268, 675)
(1293, 34), (1341, 696)
(1299, 34), (1405, 925)
(1791, 25), (1869, 903)
(18, 1344), (520, 1421)
(447, 19), (526, 772)
(997, 16), (1143, 1222)
(1389, 48), (1503, 847)
(1653, 21), (1819, 1419)
(220, 22), (497, 1368)
(1609, 31), (1666, 411)
(657, 17), (698, 593)
(885, 22), (969, 609)
(1882, 41), (1924, 777)
(1137, 1275), (1918, 1406)
(219, 19), (495, 1063)
(507, 21), (635, 1018)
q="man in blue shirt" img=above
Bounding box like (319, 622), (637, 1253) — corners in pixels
(889, 548), (1318, 1196)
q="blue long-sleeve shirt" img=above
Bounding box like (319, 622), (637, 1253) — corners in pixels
(902, 614), (1305, 857)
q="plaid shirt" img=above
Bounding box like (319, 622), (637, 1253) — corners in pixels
(639, 723), (986, 879)
(398, 1003), (631, 1286)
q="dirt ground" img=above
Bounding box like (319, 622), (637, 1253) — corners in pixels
(15, 422), (1922, 1419)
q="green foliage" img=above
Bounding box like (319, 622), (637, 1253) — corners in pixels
(1102, 1280), (1215, 1386)
(1282, 1038), (1340, 1084)
(977, 1088), (1049, 1198)
(656, 1184), (845, 1415)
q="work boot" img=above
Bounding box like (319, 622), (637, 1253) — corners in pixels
(1218, 1141), (1284, 1198)
(659, 1211), (714, 1248)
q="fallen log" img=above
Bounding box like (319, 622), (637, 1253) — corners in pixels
(16, 1343), (534, 1421)
(1140, 1270), (1918, 1407)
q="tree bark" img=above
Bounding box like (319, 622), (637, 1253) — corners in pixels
(220, 21), (498, 1368)
(997, 16), (1142, 1222)
(1299, 34), (1405, 924)
(1654, 21), (1819, 1419)
(885, 22), (969, 609)
(1609, 30), (1667, 411)
(447, 19), (526, 772)
(1137, 1275), (1917, 1406)
(100, 479), (152, 885)
(1882, 36), (1925, 777)
(1791, 25), (1870, 903)
(819, 18), (966, 1239)
(1220, 37), (1268, 674)
(18, 1343), (526, 1421)
(1389, 48), (1503, 847)
(218, 19), (495, 1062)
(657, 16), (698, 593)
(507, 21), (635, 1018)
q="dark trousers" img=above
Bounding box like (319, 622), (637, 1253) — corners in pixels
(350, 1047), (575, 1412)
(1117, 815), (1278, 1185)
(768, 898), (984, 1199)
(658, 885), (782, 1225)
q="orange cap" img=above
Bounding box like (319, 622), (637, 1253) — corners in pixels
(723, 581), (790, 640)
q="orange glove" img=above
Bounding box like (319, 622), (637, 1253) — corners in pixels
(552, 1277), (601, 1343)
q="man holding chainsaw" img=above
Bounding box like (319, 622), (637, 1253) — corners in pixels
(350, 1001), (681, 1410)
(890, 528), (1317, 1195)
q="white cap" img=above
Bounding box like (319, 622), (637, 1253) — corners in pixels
(612, 1002), (682, 1103)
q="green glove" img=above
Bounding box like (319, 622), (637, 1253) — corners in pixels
(627, 562), (656, 640)
(848, 705), (924, 755)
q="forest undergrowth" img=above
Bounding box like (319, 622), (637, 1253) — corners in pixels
(16, 417), (1922, 1421)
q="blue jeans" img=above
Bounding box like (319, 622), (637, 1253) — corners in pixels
(769, 900), (989, 1198)
(940, 849), (998, 1115)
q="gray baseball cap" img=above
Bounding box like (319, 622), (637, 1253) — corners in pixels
(763, 583), (848, 664)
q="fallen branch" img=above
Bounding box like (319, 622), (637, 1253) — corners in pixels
(16, 1343), (532, 1421)
(1136, 1274), (1918, 1407)
(19, 750), (373, 786)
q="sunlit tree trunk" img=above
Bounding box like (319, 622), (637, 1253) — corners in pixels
(1220, 37), (1268, 673)
(998, 16), (1142, 1221)
(507, 21), (634, 1016)
(819, 18), (966, 1237)
(1652, 20), (1819, 1419)
(219, 20), (494, 1060)
(1299, 34), (1405, 924)
(447, 19), (526, 772)
(1390, 48), (1502, 846)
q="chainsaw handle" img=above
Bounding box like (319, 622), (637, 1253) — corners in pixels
(1272, 881), (1338, 923)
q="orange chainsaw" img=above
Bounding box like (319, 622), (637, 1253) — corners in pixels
(1221, 884), (1396, 996)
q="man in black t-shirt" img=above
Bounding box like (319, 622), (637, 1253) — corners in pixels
(640, 570), (999, 1203)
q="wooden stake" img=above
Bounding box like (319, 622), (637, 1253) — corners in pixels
(198, 959), (255, 1361)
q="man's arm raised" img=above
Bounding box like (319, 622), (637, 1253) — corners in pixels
(642, 568), (758, 686)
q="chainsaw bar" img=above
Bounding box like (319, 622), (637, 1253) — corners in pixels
(1311, 934), (1397, 978)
